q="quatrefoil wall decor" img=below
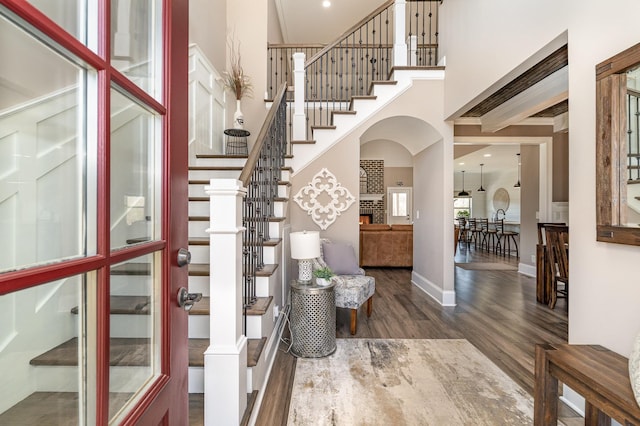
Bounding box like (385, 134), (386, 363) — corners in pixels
(293, 168), (356, 230)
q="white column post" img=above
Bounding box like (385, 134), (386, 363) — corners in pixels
(204, 178), (248, 425)
(394, 0), (407, 67)
(292, 52), (306, 141)
(407, 35), (417, 66)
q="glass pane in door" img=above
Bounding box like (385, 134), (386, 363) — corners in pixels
(0, 12), (96, 273)
(0, 273), (94, 424)
(26, 0), (92, 47)
(110, 88), (160, 250)
(108, 253), (160, 423)
(110, 0), (163, 100)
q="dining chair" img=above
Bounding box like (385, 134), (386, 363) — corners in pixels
(499, 224), (519, 257)
(545, 225), (569, 310)
(456, 217), (469, 248)
(485, 219), (502, 254)
(468, 218), (483, 250)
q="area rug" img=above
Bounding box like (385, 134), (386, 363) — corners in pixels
(287, 339), (534, 425)
(455, 262), (518, 271)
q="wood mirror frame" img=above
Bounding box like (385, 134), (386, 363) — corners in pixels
(596, 42), (640, 245)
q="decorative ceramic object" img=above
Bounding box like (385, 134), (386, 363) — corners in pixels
(630, 332), (640, 407)
(316, 277), (331, 287)
(233, 99), (244, 129)
(293, 168), (356, 230)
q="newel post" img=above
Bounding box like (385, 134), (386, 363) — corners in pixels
(204, 178), (248, 425)
(293, 52), (306, 141)
(394, 0), (407, 67)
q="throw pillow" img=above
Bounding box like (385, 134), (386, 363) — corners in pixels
(322, 241), (362, 275)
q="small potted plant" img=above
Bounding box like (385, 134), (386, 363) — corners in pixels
(313, 267), (334, 286)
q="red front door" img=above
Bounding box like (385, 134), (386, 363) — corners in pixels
(0, 0), (189, 424)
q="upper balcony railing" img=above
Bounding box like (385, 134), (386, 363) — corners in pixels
(266, 0), (440, 140)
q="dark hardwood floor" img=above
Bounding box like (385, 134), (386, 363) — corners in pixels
(254, 245), (577, 425)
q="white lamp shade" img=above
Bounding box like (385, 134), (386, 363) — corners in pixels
(290, 231), (321, 259)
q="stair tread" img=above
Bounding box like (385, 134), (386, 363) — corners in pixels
(311, 125), (337, 130)
(0, 392), (132, 425)
(189, 216), (209, 221)
(30, 336), (213, 368)
(189, 263), (210, 276)
(628, 179), (640, 185)
(71, 295), (150, 315)
(247, 337), (267, 367)
(189, 179), (209, 185)
(196, 154), (248, 159)
(189, 236), (209, 245)
(189, 296), (210, 315)
(189, 166), (243, 171)
(125, 236), (150, 244)
(246, 296), (273, 316)
(255, 263), (279, 277)
(189, 196), (209, 202)
(291, 140), (316, 144)
(111, 262), (150, 276)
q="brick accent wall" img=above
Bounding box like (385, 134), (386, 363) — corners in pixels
(360, 160), (384, 194)
(360, 160), (385, 223)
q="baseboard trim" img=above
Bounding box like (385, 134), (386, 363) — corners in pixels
(411, 270), (456, 306)
(518, 263), (536, 278)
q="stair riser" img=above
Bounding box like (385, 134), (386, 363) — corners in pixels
(193, 157), (247, 168)
(189, 220), (210, 236)
(189, 169), (241, 180)
(188, 276), (210, 296)
(280, 169), (291, 181)
(189, 367), (205, 393)
(246, 303), (275, 340)
(111, 315), (152, 338)
(269, 221), (283, 238)
(110, 278), (151, 296)
(273, 201), (285, 218)
(188, 183), (208, 198)
(255, 273), (281, 299)
(262, 244), (279, 265)
(33, 366), (152, 393)
(277, 185), (289, 198)
(188, 315), (209, 339)
(188, 244), (209, 264)
(189, 200), (209, 217)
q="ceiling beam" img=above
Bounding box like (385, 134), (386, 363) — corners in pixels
(480, 67), (568, 133)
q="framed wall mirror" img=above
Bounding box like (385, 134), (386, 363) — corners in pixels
(596, 42), (640, 245)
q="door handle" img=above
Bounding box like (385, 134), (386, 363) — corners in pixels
(177, 248), (191, 267)
(177, 287), (202, 311)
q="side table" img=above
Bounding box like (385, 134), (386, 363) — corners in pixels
(290, 280), (336, 358)
(224, 128), (250, 156)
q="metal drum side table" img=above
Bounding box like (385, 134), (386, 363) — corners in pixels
(224, 128), (250, 156)
(290, 280), (336, 358)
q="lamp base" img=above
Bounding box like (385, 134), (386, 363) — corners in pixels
(297, 259), (313, 284)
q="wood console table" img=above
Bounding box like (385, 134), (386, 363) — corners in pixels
(534, 343), (640, 425)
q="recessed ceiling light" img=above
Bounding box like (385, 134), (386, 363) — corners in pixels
(458, 162), (464, 165)
(322, 0), (331, 7)
(483, 154), (492, 157)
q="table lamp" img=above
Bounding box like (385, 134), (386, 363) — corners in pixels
(290, 230), (320, 283)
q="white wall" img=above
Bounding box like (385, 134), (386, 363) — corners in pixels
(566, 1), (640, 354)
(189, 0), (226, 72)
(360, 139), (413, 167)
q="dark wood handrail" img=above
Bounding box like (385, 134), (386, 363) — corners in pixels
(268, 43), (326, 49)
(239, 83), (287, 186)
(304, 0), (394, 68)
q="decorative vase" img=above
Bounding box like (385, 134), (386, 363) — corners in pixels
(630, 332), (640, 407)
(233, 99), (244, 129)
(316, 277), (330, 287)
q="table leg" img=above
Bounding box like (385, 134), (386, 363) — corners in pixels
(534, 344), (558, 425)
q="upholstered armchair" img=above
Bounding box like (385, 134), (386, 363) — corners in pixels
(313, 239), (375, 335)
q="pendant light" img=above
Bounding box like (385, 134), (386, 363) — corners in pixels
(477, 164), (486, 192)
(458, 170), (469, 197)
(514, 153), (521, 188)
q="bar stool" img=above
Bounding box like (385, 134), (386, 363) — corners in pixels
(500, 225), (519, 258)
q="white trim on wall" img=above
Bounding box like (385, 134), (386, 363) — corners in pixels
(411, 270), (456, 306)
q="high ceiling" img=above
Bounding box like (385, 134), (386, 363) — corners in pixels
(274, 0), (388, 44)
